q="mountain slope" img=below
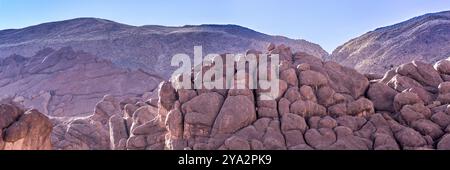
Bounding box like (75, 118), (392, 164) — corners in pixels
(0, 18), (328, 78)
(0, 47), (160, 117)
(330, 11), (450, 74)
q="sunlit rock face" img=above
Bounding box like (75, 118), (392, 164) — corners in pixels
(0, 101), (52, 150)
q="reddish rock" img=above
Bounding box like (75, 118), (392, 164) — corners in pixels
(280, 68), (298, 87)
(367, 83), (398, 112)
(304, 128), (336, 149)
(281, 113), (308, 133)
(1, 105), (53, 150)
(299, 70), (328, 88)
(290, 100), (327, 117)
(212, 95), (256, 135)
(394, 92), (423, 112)
(434, 59), (450, 75)
(347, 98), (375, 117)
(437, 134), (450, 150)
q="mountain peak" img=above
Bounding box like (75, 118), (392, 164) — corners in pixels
(331, 10), (450, 74)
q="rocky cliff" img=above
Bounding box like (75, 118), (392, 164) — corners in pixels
(330, 10), (450, 74)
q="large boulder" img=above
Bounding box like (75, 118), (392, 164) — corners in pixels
(324, 61), (369, 99)
(367, 83), (398, 112)
(212, 95), (257, 135)
(1, 104), (52, 150)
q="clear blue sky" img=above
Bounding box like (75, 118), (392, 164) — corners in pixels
(1, 0), (450, 52)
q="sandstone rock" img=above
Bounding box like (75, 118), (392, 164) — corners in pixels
(431, 112), (450, 128)
(165, 109), (183, 139)
(316, 86), (336, 107)
(212, 95), (256, 135)
(327, 126), (371, 150)
(178, 89), (197, 104)
(299, 70), (328, 88)
(131, 105), (158, 129)
(411, 119), (444, 140)
(324, 61), (369, 99)
(278, 98), (290, 116)
(367, 83), (397, 112)
(290, 100), (326, 117)
(439, 82), (450, 94)
(182, 93), (224, 126)
(394, 92), (422, 112)
(438, 93), (450, 104)
(262, 121), (286, 150)
(280, 68), (298, 87)
(0, 104), (22, 129)
(281, 113), (308, 133)
(283, 87), (302, 103)
(328, 103), (348, 117)
(284, 130), (306, 148)
(394, 127), (427, 148)
(299, 85), (317, 102)
(336, 115), (367, 131)
(412, 60), (443, 87)
(109, 114), (128, 150)
(158, 81), (177, 111)
(297, 63), (310, 71)
(257, 107), (278, 118)
(347, 98), (374, 117)
(406, 87), (434, 105)
(1, 107), (52, 150)
(224, 136), (250, 150)
(373, 133), (400, 150)
(318, 116), (337, 129)
(437, 134), (450, 150)
(400, 105), (426, 125)
(435, 59), (450, 74)
(387, 74), (423, 92)
(304, 128), (336, 149)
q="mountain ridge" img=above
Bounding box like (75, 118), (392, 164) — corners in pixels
(0, 17), (328, 79)
(330, 10), (450, 74)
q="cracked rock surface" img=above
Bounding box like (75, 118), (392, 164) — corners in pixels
(96, 44), (450, 150)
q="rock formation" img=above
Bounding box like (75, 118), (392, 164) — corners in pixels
(0, 100), (52, 150)
(330, 10), (450, 75)
(84, 44), (450, 150)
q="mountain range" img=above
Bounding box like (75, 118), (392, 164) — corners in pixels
(0, 18), (328, 78)
(330, 10), (450, 74)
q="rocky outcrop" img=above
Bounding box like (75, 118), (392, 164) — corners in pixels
(94, 44), (450, 150)
(330, 11), (450, 74)
(0, 101), (52, 150)
(6, 42), (450, 150)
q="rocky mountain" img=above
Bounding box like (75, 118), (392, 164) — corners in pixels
(330, 10), (450, 74)
(53, 44), (450, 150)
(0, 18), (328, 78)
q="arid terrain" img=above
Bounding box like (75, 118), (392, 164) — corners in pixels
(2, 11), (450, 150)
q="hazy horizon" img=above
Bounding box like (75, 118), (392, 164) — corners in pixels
(1, 0), (450, 52)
